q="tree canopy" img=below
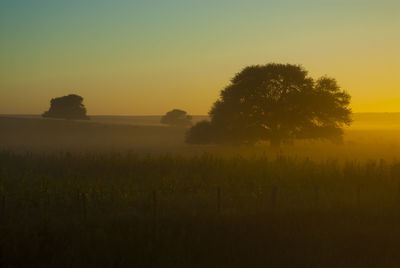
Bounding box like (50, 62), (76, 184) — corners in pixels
(160, 109), (192, 127)
(186, 63), (352, 146)
(42, 94), (89, 120)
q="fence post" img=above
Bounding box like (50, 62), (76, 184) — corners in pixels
(217, 187), (221, 214)
(397, 183), (400, 202)
(45, 190), (50, 210)
(314, 185), (319, 208)
(271, 185), (278, 210)
(81, 193), (87, 220)
(1, 194), (5, 221)
(152, 190), (157, 218)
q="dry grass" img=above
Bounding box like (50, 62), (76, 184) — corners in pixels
(1, 152), (400, 267)
(1, 115), (400, 266)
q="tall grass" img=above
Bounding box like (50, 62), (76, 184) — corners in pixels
(1, 152), (400, 267)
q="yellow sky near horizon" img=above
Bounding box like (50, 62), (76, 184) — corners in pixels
(0, 0), (399, 115)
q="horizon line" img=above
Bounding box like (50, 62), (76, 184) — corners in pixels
(3, 112), (400, 117)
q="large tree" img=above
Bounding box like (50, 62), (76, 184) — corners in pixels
(42, 94), (89, 120)
(186, 63), (352, 146)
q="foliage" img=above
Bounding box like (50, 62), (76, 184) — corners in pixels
(42, 94), (89, 120)
(187, 63), (352, 146)
(161, 109), (192, 127)
(0, 152), (400, 266)
(185, 120), (215, 144)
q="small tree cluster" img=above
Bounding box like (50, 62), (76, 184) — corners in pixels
(42, 94), (89, 120)
(161, 109), (192, 127)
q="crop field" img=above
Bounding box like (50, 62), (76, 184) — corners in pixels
(1, 115), (400, 267)
(1, 152), (400, 267)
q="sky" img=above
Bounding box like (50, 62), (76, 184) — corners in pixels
(0, 0), (399, 115)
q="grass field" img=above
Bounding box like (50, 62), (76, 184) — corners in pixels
(1, 152), (400, 267)
(1, 114), (400, 267)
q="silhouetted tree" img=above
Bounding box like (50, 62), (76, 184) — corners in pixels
(185, 121), (215, 144)
(42, 94), (89, 120)
(186, 63), (352, 146)
(161, 109), (192, 127)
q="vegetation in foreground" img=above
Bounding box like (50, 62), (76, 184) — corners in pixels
(1, 152), (400, 267)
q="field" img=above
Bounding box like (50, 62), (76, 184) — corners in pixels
(2, 114), (400, 159)
(1, 114), (400, 267)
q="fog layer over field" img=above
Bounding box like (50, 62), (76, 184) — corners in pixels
(1, 113), (400, 160)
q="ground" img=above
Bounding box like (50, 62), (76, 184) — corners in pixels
(1, 114), (400, 267)
(1, 114), (400, 160)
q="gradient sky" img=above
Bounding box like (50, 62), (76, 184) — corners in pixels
(0, 0), (399, 115)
